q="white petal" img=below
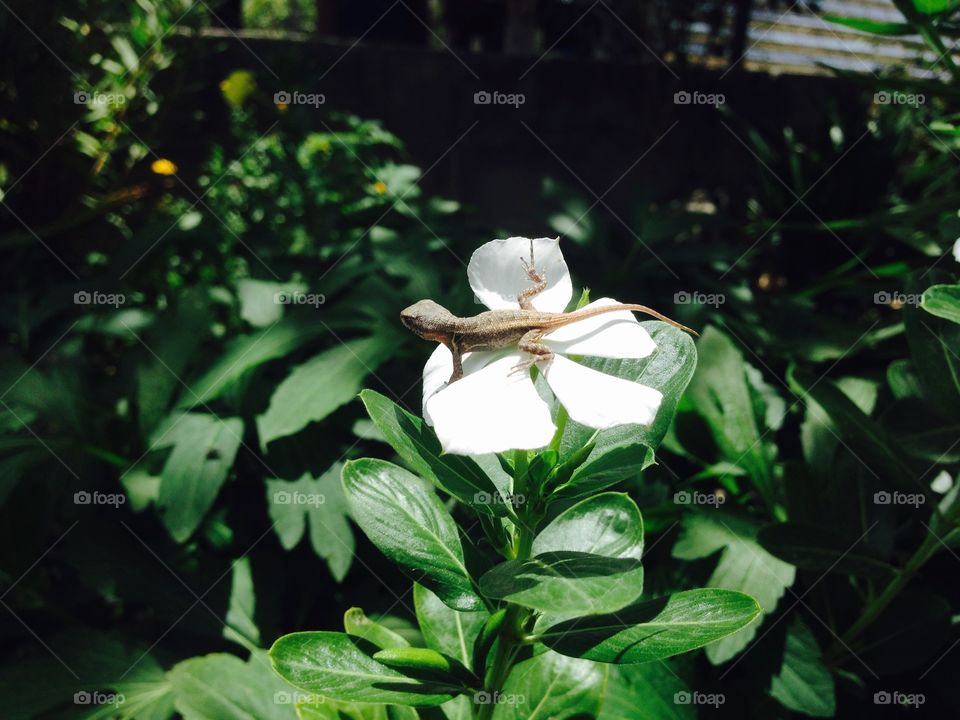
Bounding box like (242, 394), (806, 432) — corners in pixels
(467, 237), (572, 312)
(426, 355), (556, 454)
(544, 297), (656, 359)
(544, 355), (662, 429)
(953, 237), (960, 263)
(422, 345), (506, 424)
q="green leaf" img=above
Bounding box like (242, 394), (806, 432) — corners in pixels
(534, 492), (644, 560)
(170, 651), (299, 720)
(599, 662), (694, 720)
(488, 650), (605, 720)
(540, 588), (761, 664)
(223, 556), (260, 649)
(757, 523), (894, 578)
(479, 551), (644, 615)
(151, 413), (244, 542)
(266, 463), (355, 581)
(344, 607), (411, 650)
(672, 513), (794, 664)
(342, 459), (483, 611)
(258, 336), (393, 446)
(823, 14), (913, 34)
(414, 583), (487, 670)
(769, 619), (836, 718)
(913, 0), (958, 13)
(684, 327), (776, 502)
(359, 390), (509, 516)
(790, 368), (922, 491)
(236, 279), (305, 327)
(178, 318), (323, 408)
(557, 322), (698, 483)
(269, 632), (455, 706)
(554, 445), (653, 499)
(922, 283), (960, 325)
(906, 297), (960, 421)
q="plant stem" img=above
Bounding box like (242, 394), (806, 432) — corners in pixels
(833, 529), (941, 656)
(476, 483), (537, 720)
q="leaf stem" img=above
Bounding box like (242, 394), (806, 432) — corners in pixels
(831, 528), (941, 658)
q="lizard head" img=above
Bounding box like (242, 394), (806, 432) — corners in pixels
(400, 299), (455, 342)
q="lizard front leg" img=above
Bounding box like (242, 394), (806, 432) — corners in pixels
(447, 339), (465, 384)
(510, 328), (554, 376)
(517, 239), (547, 310)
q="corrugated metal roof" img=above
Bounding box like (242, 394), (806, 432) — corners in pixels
(683, 0), (955, 77)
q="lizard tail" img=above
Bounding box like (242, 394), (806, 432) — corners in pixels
(559, 303), (700, 337)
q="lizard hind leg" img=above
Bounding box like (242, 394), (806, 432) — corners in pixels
(517, 239), (548, 310)
(510, 329), (554, 377)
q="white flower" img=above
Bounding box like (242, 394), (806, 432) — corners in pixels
(953, 237), (960, 263)
(421, 237), (664, 455)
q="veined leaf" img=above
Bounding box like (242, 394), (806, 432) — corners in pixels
(769, 619), (835, 718)
(921, 283), (960, 325)
(672, 513), (794, 664)
(151, 413), (243, 542)
(269, 632), (454, 706)
(359, 390), (509, 517)
(533, 492), (644, 560)
(414, 583), (487, 671)
(258, 336), (393, 447)
(342, 459), (483, 611)
(540, 589), (761, 664)
(479, 551), (644, 616)
(489, 650), (604, 720)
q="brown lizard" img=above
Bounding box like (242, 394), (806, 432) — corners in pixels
(400, 241), (698, 384)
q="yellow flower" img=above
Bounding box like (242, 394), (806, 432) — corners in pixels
(151, 158), (178, 176)
(373, 180), (388, 195)
(220, 70), (257, 108)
